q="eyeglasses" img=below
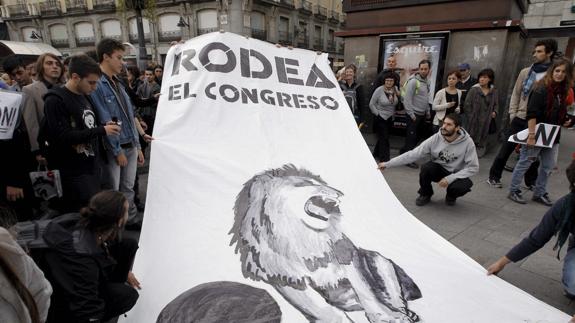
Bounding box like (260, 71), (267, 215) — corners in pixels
(459, 69), (467, 72)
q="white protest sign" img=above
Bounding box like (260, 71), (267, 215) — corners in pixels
(508, 123), (560, 148)
(0, 90), (23, 140)
(124, 32), (570, 323)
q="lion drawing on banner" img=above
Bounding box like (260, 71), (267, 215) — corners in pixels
(229, 164), (422, 323)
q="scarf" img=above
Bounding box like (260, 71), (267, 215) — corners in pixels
(553, 192), (575, 260)
(383, 87), (396, 104)
(522, 62), (550, 98)
(546, 82), (568, 124)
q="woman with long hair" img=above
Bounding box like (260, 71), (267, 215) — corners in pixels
(489, 156), (575, 299)
(463, 68), (498, 157)
(0, 209), (52, 323)
(432, 70), (463, 132)
(42, 190), (140, 322)
(508, 59), (574, 206)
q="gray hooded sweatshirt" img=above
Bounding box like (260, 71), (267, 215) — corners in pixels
(403, 73), (430, 119)
(385, 128), (479, 184)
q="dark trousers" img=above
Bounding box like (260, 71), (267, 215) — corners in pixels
(418, 161), (473, 199)
(489, 117), (539, 185)
(59, 173), (101, 213)
(373, 116), (394, 162)
(102, 236), (139, 321)
(401, 114), (427, 154)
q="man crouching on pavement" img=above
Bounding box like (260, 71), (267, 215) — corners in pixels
(378, 113), (479, 206)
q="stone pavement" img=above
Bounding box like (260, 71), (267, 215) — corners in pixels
(366, 128), (575, 315)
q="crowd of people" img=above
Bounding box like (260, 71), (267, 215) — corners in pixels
(0, 35), (574, 322)
(0, 38), (163, 322)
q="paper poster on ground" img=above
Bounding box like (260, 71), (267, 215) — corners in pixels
(123, 32), (570, 323)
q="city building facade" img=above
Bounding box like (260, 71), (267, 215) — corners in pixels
(0, 0), (344, 67)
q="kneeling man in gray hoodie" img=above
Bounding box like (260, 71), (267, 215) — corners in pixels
(378, 113), (479, 206)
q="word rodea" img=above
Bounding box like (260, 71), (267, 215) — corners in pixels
(167, 42), (339, 111)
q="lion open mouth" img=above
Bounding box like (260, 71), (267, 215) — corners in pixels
(304, 196), (341, 221)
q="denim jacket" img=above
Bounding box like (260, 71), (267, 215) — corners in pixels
(90, 75), (140, 156)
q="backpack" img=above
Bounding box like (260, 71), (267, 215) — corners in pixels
(400, 77), (421, 100)
(341, 82), (361, 115)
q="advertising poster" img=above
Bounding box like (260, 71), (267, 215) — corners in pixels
(124, 32), (569, 323)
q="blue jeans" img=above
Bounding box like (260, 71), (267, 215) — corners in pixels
(509, 144), (558, 197)
(102, 147), (139, 224)
(563, 247), (575, 295)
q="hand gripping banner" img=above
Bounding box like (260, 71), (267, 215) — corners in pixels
(124, 32), (570, 323)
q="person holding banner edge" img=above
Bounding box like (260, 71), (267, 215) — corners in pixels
(507, 59), (574, 206)
(378, 113), (478, 206)
(488, 157), (575, 300)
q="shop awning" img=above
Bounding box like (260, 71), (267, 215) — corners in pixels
(0, 40), (62, 56)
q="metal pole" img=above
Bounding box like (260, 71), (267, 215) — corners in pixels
(136, 7), (148, 71)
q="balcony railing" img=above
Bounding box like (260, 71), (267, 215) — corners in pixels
(197, 27), (218, 35)
(66, 0), (87, 12)
(5, 3), (29, 17)
(39, 0), (61, 15)
(279, 0), (294, 7)
(51, 38), (69, 48)
(103, 34), (121, 41)
(278, 31), (292, 45)
(329, 11), (339, 23)
(297, 0), (312, 14)
(129, 33), (151, 42)
(313, 38), (323, 51)
(251, 28), (266, 41)
(296, 35), (309, 48)
(76, 36), (95, 47)
(315, 5), (327, 19)
(93, 0), (115, 9)
(158, 30), (182, 42)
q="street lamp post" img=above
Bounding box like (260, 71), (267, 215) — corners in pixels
(127, 0), (148, 71)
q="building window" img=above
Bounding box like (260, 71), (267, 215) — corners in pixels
(158, 14), (182, 42)
(49, 24), (69, 48)
(251, 11), (266, 40)
(297, 21), (308, 48)
(197, 9), (218, 35)
(100, 19), (122, 41)
(128, 17), (151, 43)
(313, 25), (323, 50)
(22, 27), (41, 42)
(74, 22), (95, 47)
(278, 16), (290, 45)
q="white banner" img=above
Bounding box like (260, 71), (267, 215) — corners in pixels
(508, 123), (560, 148)
(0, 90), (23, 140)
(125, 32), (569, 323)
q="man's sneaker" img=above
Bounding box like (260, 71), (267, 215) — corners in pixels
(406, 162), (419, 169)
(415, 195), (431, 206)
(445, 196), (456, 206)
(532, 193), (553, 206)
(486, 178), (502, 188)
(508, 191), (526, 204)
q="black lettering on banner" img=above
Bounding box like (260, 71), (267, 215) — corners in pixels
(260, 90), (276, 105)
(307, 96), (320, 109)
(321, 96), (339, 110)
(0, 106), (18, 129)
(181, 49), (197, 73)
(306, 64), (336, 89)
(205, 82), (217, 99)
(275, 57), (304, 86)
(199, 42), (236, 73)
(241, 88), (259, 104)
(292, 94), (306, 109)
(276, 92), (293, 107)
(183, 83), (196, 99)
(220, 84), (239, 102)
(240, 48), (272, 79)
(171, 51), (182, 76)
(169, 84), (182, 100)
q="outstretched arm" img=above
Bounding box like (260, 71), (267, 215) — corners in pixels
(274, 285), (353, 323)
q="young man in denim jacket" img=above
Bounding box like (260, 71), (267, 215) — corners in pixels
(90, 38), (145, 227)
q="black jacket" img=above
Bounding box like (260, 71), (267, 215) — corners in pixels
(43, 213), (116, 322)
(0, 116), (34, 189)
(43, 86), (107, 175)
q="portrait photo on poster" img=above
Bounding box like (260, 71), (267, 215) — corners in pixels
(230, 164), (422, 323)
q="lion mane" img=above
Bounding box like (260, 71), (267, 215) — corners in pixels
(229, 164), (348, 290)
